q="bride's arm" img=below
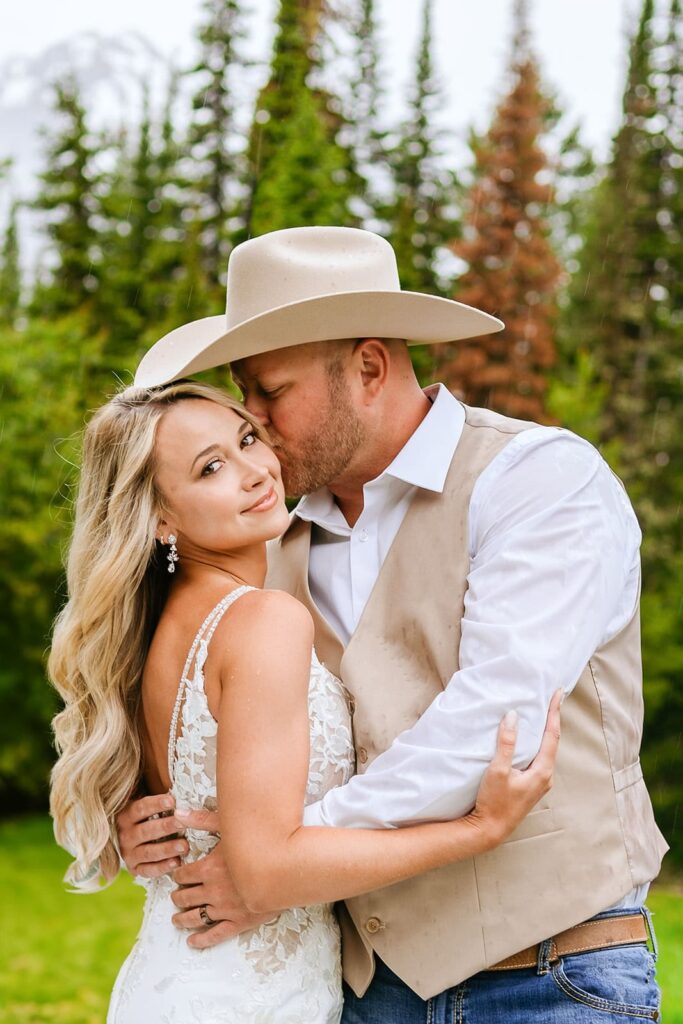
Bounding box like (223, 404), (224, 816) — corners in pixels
(216, 588), (560, 914)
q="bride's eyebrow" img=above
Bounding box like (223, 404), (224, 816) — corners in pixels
(190, 421), (251, 471)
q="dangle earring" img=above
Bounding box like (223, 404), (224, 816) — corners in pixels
(166, 534), (179, 574)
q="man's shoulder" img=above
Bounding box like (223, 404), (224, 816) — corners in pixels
(462, 404), (598, 467)
(463, 403), (537, 433)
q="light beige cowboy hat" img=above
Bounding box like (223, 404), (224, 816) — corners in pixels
(134, 226), (503, 388)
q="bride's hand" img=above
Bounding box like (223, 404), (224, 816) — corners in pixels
(466, 689), (563, 851)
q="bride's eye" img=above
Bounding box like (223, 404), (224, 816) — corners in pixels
(241, 431), (257, 448)
(201, 458), (223, 476)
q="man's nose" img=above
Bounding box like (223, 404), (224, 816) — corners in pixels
(243, 393), (270, 427)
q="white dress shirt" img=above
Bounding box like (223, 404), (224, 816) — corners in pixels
(298, 384), (648, 906)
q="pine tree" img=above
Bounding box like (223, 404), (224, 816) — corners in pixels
(558, 0), (683, 864)
(0, 202), (21, 326)
(633, 0), (683, 869)
(130, 75), (209, 350)
(658, 0), (682, 322)
(244, 0), (357, 236)
(97, 94), (156, 361)
(564, 0), (682, 511)
(249, 87), (352, 235)
(439, 0), (561, 421)
(187, 0), (246, 292)
(385, 0), (456, 296)
(143, 73), (205, 334)
(348, 0), (388, 222)
(351, 0), (382, 157)
(31, 77), (102, 320)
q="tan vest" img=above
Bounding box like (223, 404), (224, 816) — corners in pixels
(266, 404), (667, 1000)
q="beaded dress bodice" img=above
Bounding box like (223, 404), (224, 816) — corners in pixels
(108, 586), (355, 1024)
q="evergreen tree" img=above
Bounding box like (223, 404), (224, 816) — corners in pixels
(0, 311), (96, 807)
(557, 0), (683, 864)
(245, 0), (357, 235)
(187, 0), (246, 292)
(100, 75), (209, 365)
(658, 0), (682, 319)
(0, 202), (21, 326)
(250, 86), (354, 235)
(97, 94), (156, 362)
(350, 0), (382, 157)
(439, 0), (561, 421)
(563, 0), (682, 518)
(31, 77), (102, 320)
(385, 0), (456, 296)
(348, 0), (388, 222)
(144, 73), (207, 334)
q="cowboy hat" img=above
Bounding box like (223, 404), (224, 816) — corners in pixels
(134, 226), (503, 387)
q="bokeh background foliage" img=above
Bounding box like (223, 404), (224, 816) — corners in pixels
(0, 0), (681, 863)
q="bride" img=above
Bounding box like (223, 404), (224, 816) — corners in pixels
(48, 380), (560, 1024)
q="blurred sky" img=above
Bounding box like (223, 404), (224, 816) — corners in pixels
(1, 0), (643, 163)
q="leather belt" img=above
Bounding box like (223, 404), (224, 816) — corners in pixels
(486, 913), (649, 971)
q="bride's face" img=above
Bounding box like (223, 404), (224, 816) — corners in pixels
(153, 399), (289, 554)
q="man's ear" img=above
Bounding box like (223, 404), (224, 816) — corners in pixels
(354, 338), (390, 399)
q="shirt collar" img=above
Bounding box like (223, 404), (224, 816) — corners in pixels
(292, 384), (464, 531)
(381, 383), (464, 492)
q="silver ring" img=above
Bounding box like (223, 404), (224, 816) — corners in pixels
(199, 904), (214, 927)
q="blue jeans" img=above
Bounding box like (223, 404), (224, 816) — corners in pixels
(341, 907), (661, 1023)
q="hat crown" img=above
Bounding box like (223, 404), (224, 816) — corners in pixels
(226, 226), (400, 329)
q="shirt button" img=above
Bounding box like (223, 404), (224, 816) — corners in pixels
(358, 529), (369, 543)
(358, 747), (368, 763)
(365, 917), (384, 934)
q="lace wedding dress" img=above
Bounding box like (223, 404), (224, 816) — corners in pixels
(108, 586), (355, 1024)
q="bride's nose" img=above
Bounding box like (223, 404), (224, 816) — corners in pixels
(238, 453), (269, 489)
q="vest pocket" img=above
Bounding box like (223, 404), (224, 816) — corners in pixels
(504, 806), (558, 843)
(612, 762), (667, 882)
(614, 760), (643, 792)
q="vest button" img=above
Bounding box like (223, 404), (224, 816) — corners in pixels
(358, 747), (368, 763)
(365, 916), (383, 934)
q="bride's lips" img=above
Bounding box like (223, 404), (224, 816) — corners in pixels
(243, 486), (277, 513)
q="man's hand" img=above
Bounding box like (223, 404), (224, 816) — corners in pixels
(117, 793), (189, 878)
(468, 689), (562, 849)
(170, 809), (277, 949)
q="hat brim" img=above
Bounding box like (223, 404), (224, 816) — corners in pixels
(134, 290), (503, 388)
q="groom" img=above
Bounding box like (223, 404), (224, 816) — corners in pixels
(119, 226), (666, 1020)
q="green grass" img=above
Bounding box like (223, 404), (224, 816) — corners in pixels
(648, 883), (683, 1022)
(0, 817), (145, 1024)
(1, 816), (681, 1022)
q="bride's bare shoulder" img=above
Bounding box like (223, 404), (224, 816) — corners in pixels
(222, 588), (314, 650)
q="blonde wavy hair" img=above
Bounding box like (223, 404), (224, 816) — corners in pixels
(49, 380), (268, 891)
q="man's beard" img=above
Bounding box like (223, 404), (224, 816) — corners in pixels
(276, 370), (366, 498)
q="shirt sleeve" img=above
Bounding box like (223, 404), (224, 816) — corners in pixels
(302, 428), (641, 829)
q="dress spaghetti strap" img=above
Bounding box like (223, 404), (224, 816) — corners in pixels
(167, 585), (255, 783)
